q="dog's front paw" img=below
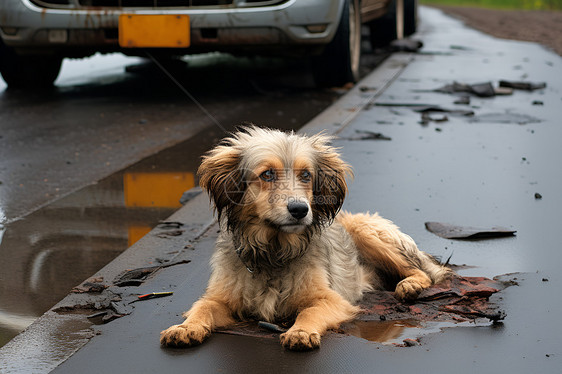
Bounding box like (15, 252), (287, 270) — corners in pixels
(395, 278), (424, 301)
(160, 323), (210, 348)
(280, 328), (321, 351)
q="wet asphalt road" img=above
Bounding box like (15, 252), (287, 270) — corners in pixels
(41, 7), (562, 373)
(2, 6), (562, 373)
(0, 37), (386, 347)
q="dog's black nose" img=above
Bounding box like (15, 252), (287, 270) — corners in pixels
(287, 201), (309, 220)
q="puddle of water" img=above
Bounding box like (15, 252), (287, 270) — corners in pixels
(343, 319), (491, 345)
(0, 128), (212, 347)
(0, 170), (181, 347)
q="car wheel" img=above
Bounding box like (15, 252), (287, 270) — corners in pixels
(313, 0), (361, 88)
(369, 0), (417, 49)
(0, 39), (62, 88)
(404, 0), (418, 36)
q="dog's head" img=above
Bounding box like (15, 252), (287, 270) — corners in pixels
(198, 125), (352, 235)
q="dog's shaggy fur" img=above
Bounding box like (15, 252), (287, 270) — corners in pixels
(160, 126), (452, 350)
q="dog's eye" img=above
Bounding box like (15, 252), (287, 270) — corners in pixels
(301, 170), (312, 183)
(260, 169), (276, 182)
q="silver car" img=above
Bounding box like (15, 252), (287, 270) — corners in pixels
(0, 0), (417, 88)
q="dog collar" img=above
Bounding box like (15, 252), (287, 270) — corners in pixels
(235, 247), (255, 274)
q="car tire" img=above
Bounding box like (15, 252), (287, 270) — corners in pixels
(369, 0), (417, 49)
(312, 0), (361, 88)
(404, 0), (418, 36)
(0, 39), (62, 88)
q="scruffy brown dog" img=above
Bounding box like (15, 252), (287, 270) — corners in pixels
(160, 126), (451, 351)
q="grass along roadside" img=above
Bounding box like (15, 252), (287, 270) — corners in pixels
(420, 0), (562, 11)
(423, 5), (562, 55)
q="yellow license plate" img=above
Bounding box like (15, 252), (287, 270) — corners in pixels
(119, 14), (190, 48)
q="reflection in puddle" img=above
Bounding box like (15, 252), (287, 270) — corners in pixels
(343, 319), (483, 345)
(345, 320), (420, 344)
(0, 142), (198, 347)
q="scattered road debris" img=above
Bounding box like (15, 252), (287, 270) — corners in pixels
(420, 112), (448, 125)
(412, 105), (475, 117)
(376, 103), (474, 125)
(402, 338), (420, 347)
(499, 80), (547, 91)
(376, 103), (475, 116)
(155, 221), (186, 238)
(137, 291), (174, 300)
(258, 321), (288, 333)
(469, 112), (541, 125)
(342, 130), (392, 141)
(157, 221), (184, 229)
(155, 229), (185, 238)
(72, 277), (107, 293)
(56, 293), (132, 324)
(87, 309), (129, 324)
(535, 192), (543, 199)
(454, 95), (470, 105)
(433, 81), (498, 97)
(425, 221), (516, 239)
(389, 38), (424, 52)
(428, 80), (545, 99)
(180, 187), (203, 205)
(354, 276), (509, 323)
(113, 259), (191, 287)
(129, 291), (174, 304)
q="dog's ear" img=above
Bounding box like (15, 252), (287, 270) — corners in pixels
(311, 136), (352, 225)
(197, 144), (244, 224)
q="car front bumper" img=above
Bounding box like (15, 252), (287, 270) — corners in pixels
(0, 0), (344, 57)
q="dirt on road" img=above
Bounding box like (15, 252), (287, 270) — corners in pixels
(427, 5), (562, 56)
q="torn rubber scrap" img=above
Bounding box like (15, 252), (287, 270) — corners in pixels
(420, 112), (448, 125)
(499, 80), (546, 91)
(389, 38), (423, 52)
(56, 294), (131, 324)
(375, 103), (475, 118)
(357, 275), (509, 323)
(432, 81), (497, 97)
(217, 321), (291, 340)
(425, 221), (516, 239)
(468, 112), (541, 125)
(72, 277), (107, 293)
(113, 259), (191, 287)
(454, 95), (470, 105)
(155, 229), (185, 238)
(157, 221), (184, 229)
(412, 105), (474, 116)
(87, 309), (129, 323)
(342, 130), (392, 141)
(258, 321), (288, 333)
